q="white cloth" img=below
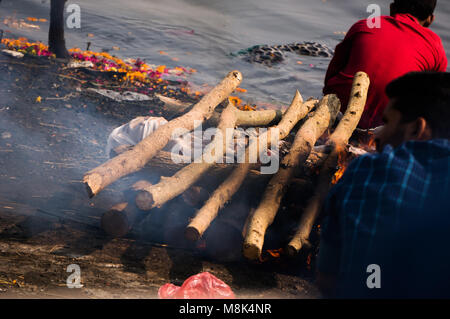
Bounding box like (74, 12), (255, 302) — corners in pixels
(106, 116), (193, 156)
(106, 117), (278, 165)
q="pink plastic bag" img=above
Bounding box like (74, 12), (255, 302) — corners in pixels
(158, 272), (235, 299)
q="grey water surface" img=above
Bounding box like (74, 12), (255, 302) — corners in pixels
(1, 0), (449, 105)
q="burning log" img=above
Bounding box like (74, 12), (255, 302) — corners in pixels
(135, 102), (239, 211)
(243, 94), (341, 260)
(83, 71), (243, 198)
(286, 72), (370, 256)
(185, 91), (320, 241)
(100, 180), (152, 237)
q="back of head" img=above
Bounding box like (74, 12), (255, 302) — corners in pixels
(392, 0), (437, 20)
(386, 72), (450, 139)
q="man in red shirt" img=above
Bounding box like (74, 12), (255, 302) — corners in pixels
(324, 0), (447, 129)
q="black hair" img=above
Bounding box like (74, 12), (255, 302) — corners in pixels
(386, 72), (450, 139)
(393, 0), (437, 20)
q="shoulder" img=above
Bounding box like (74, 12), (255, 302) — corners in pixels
(342, 148), (394, 176)
(346, 144), (417, 172)
(338, 140), (449, 187)
(425, 29), (448, 68)
(422, 27), (446, 52)
(346, 19), (371, 34)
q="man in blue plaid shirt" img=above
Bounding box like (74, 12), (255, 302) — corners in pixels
(317, 72), (450, 298)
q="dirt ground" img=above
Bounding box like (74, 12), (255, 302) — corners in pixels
(0, 51), (322, 299)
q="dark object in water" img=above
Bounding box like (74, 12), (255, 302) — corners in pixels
(234, 41), (334, 67)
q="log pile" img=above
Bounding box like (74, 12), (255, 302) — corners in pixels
(242, 94), (341, 260)
(286, 72), (370, 256)
(83, 70), (370, 262)
(186, 91), (317, 242)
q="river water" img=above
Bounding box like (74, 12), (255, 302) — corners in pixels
(1, 0), (449, 106)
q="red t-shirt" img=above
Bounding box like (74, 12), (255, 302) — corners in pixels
(324, 14), (448, 129)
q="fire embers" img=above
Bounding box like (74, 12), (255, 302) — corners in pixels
(331, 131), (377, 185)
(331, 147), (350, 185)
(259, 248), (284, 263)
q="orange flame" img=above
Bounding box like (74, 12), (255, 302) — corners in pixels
(306, 253), (312, 271)
(332, 167), (346, 184)
(358, 131), (377, 152)
(306, 253), (312, 265)
(259, 248), (284, 262)
(331, 147), (349, 185)
(228, 96), (256, 111)
(367, 135), (376, 150)
(267, 248), (283, 258)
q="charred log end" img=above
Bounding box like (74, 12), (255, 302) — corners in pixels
(83, 173), (102, 198)
(185, 226), (201, 242)
(286, 238), (312, 257)
(231, 70), (243, 82)
(135, 190), (154, 211)
(101, 209), (130, 238)
(243, 243), (262, 261)
(182, 186), (209, 208)
(84, 182), (95, 199)
(285, 243), (301, 257)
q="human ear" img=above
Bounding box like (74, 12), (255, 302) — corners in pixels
(429, 14), (435, 26)
(408, 117), (432, 141)
(423, 15), (435, 27)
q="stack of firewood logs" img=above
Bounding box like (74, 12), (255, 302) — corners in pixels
(84, 70), (370, 260)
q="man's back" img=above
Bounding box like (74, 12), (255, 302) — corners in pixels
(324, 13), (447, 129)
(318, 139), (450, 297)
